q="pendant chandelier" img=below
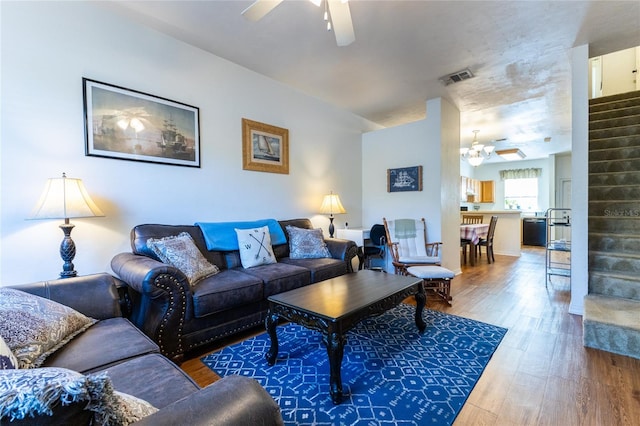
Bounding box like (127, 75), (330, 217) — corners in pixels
(460, 130), (494, 166)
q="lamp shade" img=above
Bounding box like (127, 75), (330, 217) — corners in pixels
(29, 173), (104, 220)
(467, 152), (484, 167)
(319, 192), (346, 216)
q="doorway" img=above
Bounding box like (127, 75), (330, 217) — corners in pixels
(590, 46), (640, 99)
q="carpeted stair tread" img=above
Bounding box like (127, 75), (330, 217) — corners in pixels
(583, 295), (640, 360)
(590, 104), (640, 121)
(589, 271), (640, 301)
(590, 123), (640, 139)
(588, 235), (640, 255)
(589, 90), (640, 108)
(588, 215), (640, 234)
(589, 158), (640, 174)
(589, 170), (640, 186)
(589, 145), (640, 162)
(588, 185), (640, 200)
(589, 114), (640, 130)
(590, 134), (640, 149)
(584, 295), (640, 330)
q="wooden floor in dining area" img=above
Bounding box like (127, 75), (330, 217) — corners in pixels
(181, 247), (640, 425)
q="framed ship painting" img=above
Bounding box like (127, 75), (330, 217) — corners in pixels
(242, 118), (289, 174)
(387, 166), (423, 192)
(83, 78), (200, 167)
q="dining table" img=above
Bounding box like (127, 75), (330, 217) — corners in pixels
(460, 223), (490, 266)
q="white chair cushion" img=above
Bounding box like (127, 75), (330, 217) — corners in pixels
(398, 256), (440, 264)
(407, 266), (455, 279)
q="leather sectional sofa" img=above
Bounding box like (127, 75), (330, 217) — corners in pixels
(111, 218), (358, 362)
(1, 273), (283, 425)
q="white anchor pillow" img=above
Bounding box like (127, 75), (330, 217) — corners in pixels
(235, 226), (277, 269)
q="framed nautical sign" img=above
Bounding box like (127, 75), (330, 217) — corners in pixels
(83, 78), (200, 167)
(242, 118), (289, 174)
(387, 166), (423, 192)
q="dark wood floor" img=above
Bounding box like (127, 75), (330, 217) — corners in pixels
(181, 247), (640, 425)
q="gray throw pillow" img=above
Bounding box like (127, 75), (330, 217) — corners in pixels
(286, 225), (332, 259)
(0, 367), (157, 424)
(0, 288), (97, 369)
(147, 232), (220, 286)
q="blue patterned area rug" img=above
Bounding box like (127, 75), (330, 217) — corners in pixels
(201, 304), (507, 426)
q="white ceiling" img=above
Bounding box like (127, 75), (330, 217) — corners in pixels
(102, 0), (640, 163)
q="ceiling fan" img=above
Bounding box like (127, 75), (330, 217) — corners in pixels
(241, 0), (355, 47)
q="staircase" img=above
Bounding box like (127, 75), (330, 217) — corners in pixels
(585, 90), (640, 360)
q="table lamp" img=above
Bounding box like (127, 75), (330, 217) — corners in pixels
(28, 173), (104, 278)
(319, 191), (346, 238)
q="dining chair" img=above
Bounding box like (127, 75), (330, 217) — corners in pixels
(477, 215), (498, 263)
(362, 224), (386, 270)
(462, 214), (484, 224)
(460, 215), (482, 263)
(383, 217), (441, 275)
(460, 239), (470, 264)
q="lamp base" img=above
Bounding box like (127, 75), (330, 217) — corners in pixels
(59, 222), (77, 279)
(328, 216), (335, 238)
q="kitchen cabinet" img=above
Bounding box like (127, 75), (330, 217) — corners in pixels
(461, 177), (494, 203)
(479, 180), (495, 203)
(460, 176), (471, 202)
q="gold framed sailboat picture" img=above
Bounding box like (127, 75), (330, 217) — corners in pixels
(242, 118), (289, 174)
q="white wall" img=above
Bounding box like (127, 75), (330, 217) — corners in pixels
(0, 2), (379, 284)
(361, 98), (460, 272)
(570, 44), (590, 316)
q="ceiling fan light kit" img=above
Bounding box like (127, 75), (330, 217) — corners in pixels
(242, 0), (355, 46)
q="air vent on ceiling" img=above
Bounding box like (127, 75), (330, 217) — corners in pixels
(439, 68), (474, 86)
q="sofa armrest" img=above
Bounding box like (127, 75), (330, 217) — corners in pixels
(325, 238), (358, 272)
(111, 253), (193, 362)
(132, 375), (283, 426)
(8, 273), (126, 320)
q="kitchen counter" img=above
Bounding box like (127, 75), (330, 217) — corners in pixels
(465, 210), (522, 215)
(461, 211), (521, 256)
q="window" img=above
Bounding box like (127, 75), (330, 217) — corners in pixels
(504, 178), (539, 212)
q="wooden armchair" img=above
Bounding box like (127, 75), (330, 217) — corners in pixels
(382, 217), (441, 275)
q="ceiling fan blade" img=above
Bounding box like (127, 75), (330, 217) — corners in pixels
(328, 0), (355, 46)
(241, 0), (284, 22)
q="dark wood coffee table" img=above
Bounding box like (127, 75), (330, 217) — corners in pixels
(265, 270), (426, 404)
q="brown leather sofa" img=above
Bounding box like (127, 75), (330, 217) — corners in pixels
(4, 273), (283, 425)
(111, 218), (358, 362)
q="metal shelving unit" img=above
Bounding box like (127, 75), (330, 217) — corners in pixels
(545, 208), (571, 285)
